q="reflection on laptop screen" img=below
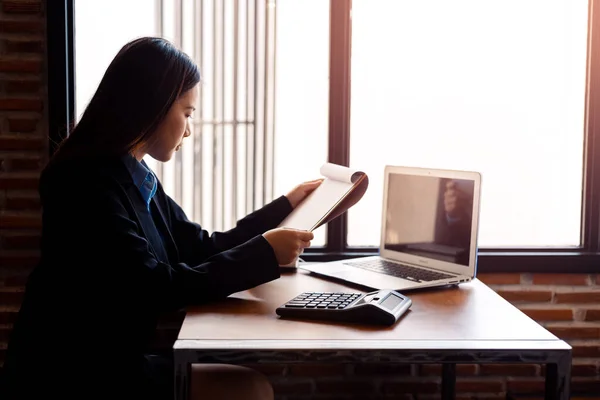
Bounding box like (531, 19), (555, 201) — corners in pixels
(383, 173), (475, 267)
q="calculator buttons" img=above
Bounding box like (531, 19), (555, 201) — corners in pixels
(284, 292), (362, 310)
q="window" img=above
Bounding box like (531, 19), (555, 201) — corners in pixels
(274, 0), (330, 246)
(74, 0), (157, 121)
(51, 0), (600, 272)
(348, 0), (588, 249)
(74, 0), (273, 235)
(74, 0), (329, 244)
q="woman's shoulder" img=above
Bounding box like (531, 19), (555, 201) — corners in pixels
(40, 155), (131, 201)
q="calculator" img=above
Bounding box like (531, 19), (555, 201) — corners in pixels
(275, 289), (412, 326)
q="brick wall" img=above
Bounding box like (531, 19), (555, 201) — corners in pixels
(0, 0), (46, 375)
(0, 0), (599, 398)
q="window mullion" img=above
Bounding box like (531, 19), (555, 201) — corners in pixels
(582, 0), (600, 252)
(327, 0), (352, 252)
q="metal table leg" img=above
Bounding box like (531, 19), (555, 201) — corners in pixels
(174, 351), (190, 400)
(545, 352), (571, 400)
(442, 363), (456, 400)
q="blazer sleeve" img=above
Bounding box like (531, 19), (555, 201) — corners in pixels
(159, 184), (294, 266)
(75, 182), (282, 311)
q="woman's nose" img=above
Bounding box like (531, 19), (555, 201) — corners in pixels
(184, 126), (191, 138)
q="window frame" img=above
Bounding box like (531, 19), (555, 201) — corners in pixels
(49, 0), (600, 273)
(303, 0), (600, 273)
(47, 0), (75, 157)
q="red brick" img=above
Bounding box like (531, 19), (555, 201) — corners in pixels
(2, 1), (42, 14)
(238, 363), (285, 376)
(9, 158), (41, 171)
(289, 364), (347, 376)
(455, 380), (504, 393)
(456, 397), (504, 400)
(0, 287), (24, 306)
(546, 326), (600, 339)
(354, 363), (411, 376)
(0, 213), (41, 228)
(0, 175), (39, 190)
(0, 99), (43, 111)
(571, 395), (600, 400)
(382, 381), (440, 394)
(3, 233), (40, 249)
(4, 275), (28, 287)
(0, 98), (43, 111)
(315, 380), (375, 394)
(495, 290), (553, 303)
(270, 381), (312, 395)
(0, 252), (39, 269)
(572, 344), (600, 358)
(7, 118), (38, 133)
(288, 397), (385, 400)
(507, 379), (545, 394)
(571, 379), (600, 393)
(520, 308), (573, 321)
(5, 195), (40, 210)
(0, 60), (42, 74)
(0, 20), (43, 33)
(418, 364), (477, 376)
(506, 397), (543, 400)
(4, 80), (41, 94)
(570, 398), (600, 400)
(0, 325), (13, 342)
(531, 273), (589, 286)
(4, 40), (43, 54)
(572, 363), (598, 376)
(585, 309), (600, 321)
(418, 396), (445, 400)
(555, 291), (600, 303)
(480, 364), (539, 376)
(0, 137), (45, 151)
(344, 396), (414, 400)
(0, 309), (19, 324)
(479, 273), (521, 285)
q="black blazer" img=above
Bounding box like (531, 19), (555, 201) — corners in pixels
(2, 156), (292, 399)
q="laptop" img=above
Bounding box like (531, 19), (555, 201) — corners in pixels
(299, 165), (482, 292)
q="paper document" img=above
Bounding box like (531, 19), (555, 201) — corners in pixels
(278, 163), (369, 232)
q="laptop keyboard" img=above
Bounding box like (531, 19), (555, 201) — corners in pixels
(343, 259), (454, 282)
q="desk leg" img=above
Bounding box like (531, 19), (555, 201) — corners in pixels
(442, 363), (456, 400)
(545, 354), (571, 400)
(174, 353), (190, 400)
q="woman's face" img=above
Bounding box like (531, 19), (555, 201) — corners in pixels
(138, 84), (199, 162)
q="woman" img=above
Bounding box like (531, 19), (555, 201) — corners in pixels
(2, 37), (318, 399)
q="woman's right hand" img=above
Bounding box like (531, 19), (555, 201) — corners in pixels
(262, 227), (314, 265)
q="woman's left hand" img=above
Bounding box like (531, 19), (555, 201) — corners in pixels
(285, 179), (324, 209)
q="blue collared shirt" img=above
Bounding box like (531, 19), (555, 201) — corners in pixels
(122, 155), (157, 211)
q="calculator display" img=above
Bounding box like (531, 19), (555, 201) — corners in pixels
(380, 293), (403, 310)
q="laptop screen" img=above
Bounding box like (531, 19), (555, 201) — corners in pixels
(383, 173), (475, 267)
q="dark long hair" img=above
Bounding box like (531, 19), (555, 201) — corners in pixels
(50, 37), (200, 165)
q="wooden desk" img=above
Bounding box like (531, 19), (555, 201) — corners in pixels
(174, 270), (571, 400)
